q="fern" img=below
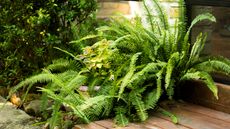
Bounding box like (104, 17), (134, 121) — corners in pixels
(165, 52), (180, 89)
(144, 89), (159, 110)
(40, 87), (90, 123)
(128, 62), (164, 88)
(114, 107), (129, 127)
(79, 95), (109, 111)
(48, 101), (62, 128)
(158, 107), (178, 124)
(194, 58), (230, 75)
(129, 90), (148, 121)
(150, 0), (169, 30)
(188, 33), (207, 65)
(180, 71), (218, 99)
(9, 72), (53, 97)
(118, 53), (141, 99)
(183, 13), (216, 47)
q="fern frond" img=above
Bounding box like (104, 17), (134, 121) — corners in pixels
(40, 87), (90, 123)
(70, 35), (100, 44)
(114, 107), (129, 127)
(9, 72), (53, 97)
(158, 107), (178, 124)
(54, 47), (82, 62)
(149, 0), (169, 30)
(46, 59), (82, 72)
(129, 62), (164, 88)
(48, 101), (62, 128)
(166, 79), (175, 99)
(178, 0), (187, 40)
(189, 33), (207, 64)
(129, 90), (148, 121)
(118, 53), (141, 99)
(184, 13), (216, 43)
(194, 59), (230, 76)
(162, 30), (172, 60)
(143, 0), (155, 32)
(46, 58), (71, 71)
(156, 66), (165, 101)
(144, 89), (159, 110)
(165, 52), (179, 89)
(79, 95), (110, 111)
(180, 71), (218, 99)
(66, 74), (87, 90)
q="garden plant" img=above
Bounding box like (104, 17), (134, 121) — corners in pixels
(0, 0), (98, 88)
(9, 0), (230, 128)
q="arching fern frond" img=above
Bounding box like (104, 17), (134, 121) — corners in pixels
(180, 71), (218, 99)
(9, 72), (53, 97)
(184, 13), (216, 43)
(165, 52), (180, 89)
(129, 90), (148, 121)
(118, 53), (141, 99)
(189, 33), (207, 64)
(144, 88), (160, 110)
(129, 62), (164, 88)
(194, 59), (230, 76)
(40, 87), (90, 123)
(114, 107), (129, 127)
(149, 0), (169, 30)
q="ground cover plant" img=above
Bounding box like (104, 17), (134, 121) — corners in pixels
(0, 0), (98, 88)
(10, 0), (230, 128)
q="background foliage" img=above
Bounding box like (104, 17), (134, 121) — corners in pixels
(0, 0), (98, 88)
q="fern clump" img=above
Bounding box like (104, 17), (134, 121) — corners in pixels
(10, 0), (230, 128)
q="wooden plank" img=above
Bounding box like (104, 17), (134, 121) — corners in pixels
(73, 122), (106, 129)
(112, 123), (156, 129)
(94, 119), (114, 129)
(145, 116), (190, 129)
(155, 103), (230, 129)
(181, 81), (230, 113)
(176, 102), (230, 123)
(74, 101), (230, 129)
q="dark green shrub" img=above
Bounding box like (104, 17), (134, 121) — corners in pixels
(0, 0), (97, 87)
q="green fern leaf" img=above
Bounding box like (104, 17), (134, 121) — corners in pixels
(79, 95), (109, 111)
(158, 107), (178, 124)
(184, 13), (216, 43)
(149, 0), (169, 30)
(189, 33), (207, 64)
(118, 53), (141, 99)
(144, 89), (159, 110)
(9, 72), (53, 97)
(194, 58), (230, 76)
(180, 71), (218, 99)
(165, 52), (179, 89)
(67, 74), (87, 90)
(129, 91), (148, 121)
(114, 107), (129, 127)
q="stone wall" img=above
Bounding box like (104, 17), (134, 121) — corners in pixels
(97, 1), (131, 18)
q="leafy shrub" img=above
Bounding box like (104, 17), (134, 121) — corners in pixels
(10, 0), (230, 128)
(0, 0), (98, 88)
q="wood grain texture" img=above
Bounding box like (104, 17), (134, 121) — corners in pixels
(74, 101), (230, 129)
(181, 81), (230, 113)
(158, 101), (230, 129)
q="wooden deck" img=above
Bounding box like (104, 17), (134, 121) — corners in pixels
(73, 101), (230, 129)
